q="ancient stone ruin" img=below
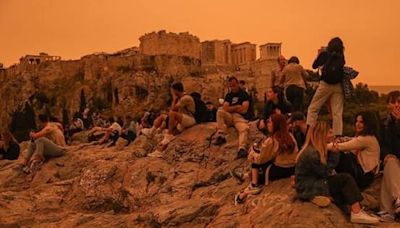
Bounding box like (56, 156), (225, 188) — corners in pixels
(0, 30), (282, 138)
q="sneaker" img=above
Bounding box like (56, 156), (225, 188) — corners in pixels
(236, 148), (248, 159)
(234, 193), (245, 205)
(377, 211), (395, 222)
(213, 135), (226, 146)
(350, 210), (380, 224)
(243, 183), (263, 195)
(311, 196), (331, 207)
(147, 150), (163, 158)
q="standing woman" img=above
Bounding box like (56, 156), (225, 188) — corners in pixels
(280, 56), (308, 112)
(306, 37), (345, 137)
(0, 130), (20, 160)
(328, 111), (380, 190)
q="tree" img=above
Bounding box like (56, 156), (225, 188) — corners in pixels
(79, 89), (86, 113)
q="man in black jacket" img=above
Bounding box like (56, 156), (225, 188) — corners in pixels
(379, 90), (400, 220)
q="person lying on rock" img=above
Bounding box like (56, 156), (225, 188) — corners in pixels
(235, 114), (298, 204)
(214, 76), (251, 159)
(295, 121), (379, 225)
(327, 111), (380, 191)
(98, 117), (123, 147)
(19, 114), (66, 173)
(0, 130), (20, 161)
(378, 90), (400, 222)
(148, 82), (197, 158)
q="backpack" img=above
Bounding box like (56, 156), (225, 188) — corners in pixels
(189, 93), (210, 123)
(322, 53), (345, 84)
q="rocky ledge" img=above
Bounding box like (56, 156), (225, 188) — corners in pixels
(0, 123), (396, 227)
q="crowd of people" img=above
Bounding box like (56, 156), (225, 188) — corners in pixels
(1, 37), (400, 225)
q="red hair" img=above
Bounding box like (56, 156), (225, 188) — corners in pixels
(270, 114), (295, 154)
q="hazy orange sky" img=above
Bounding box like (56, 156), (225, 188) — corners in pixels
(1, 0), (399, 85)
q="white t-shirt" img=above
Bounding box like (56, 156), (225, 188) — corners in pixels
(109, 122), (122, 134)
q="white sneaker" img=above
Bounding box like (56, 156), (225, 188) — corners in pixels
(351, 210), (379, 224)
(147, 150), (163, 158)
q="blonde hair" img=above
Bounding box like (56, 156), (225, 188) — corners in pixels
(296, 122), (330, 165)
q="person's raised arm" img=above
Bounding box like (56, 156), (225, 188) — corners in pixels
(312, 51), (328, 69)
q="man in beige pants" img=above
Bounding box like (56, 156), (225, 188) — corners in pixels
(214, 76), (250, 159)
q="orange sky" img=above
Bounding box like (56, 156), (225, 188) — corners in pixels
(1, 0), (399, 85)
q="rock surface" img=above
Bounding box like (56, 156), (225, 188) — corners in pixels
(0, 123), (397, 227)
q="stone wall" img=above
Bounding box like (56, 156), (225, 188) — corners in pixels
(201, 40), (232, 66)
(139, 30), (201, 59)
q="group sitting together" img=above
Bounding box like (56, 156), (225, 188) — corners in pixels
(1, 37), (400, 225)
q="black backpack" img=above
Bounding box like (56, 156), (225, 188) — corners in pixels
(322, 53), (345, 84)
(189, 93), (210, 123)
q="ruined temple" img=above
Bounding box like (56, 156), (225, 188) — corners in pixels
(139, 30), (201, 59)
(19, 52), (61, 65)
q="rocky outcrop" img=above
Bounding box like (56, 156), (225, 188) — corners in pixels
(0, 123), (395, 227)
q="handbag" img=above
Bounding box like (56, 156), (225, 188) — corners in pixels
(342, 66), (359, 99)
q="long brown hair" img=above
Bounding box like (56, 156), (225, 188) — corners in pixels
(296, 121), (330, 164)
(270, 114), (295, 154)
(1, 130), (18, 151)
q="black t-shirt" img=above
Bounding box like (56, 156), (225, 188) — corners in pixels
(224, 89), (250, 119)
(261, 100), (292, 120)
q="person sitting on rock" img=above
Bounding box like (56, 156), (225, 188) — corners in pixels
(288, 112), (309, 150)
(258, 86), (292, 134)
(378, 90), (400, 221)
(19, 114), (66, 173)
(235, 114), (298, 204)
(120, 115), (137, 146)
(148, 82), (197, 157)
(98, 117), (123, 147)
(328, 111), (380, 191)
(160, 82), (196, 143)
(214, 76), (250, 159)
(295, 121), (379, 224)
(0, 130), (20, 161)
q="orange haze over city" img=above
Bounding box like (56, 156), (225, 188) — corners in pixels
(1, 0), (400, 85)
